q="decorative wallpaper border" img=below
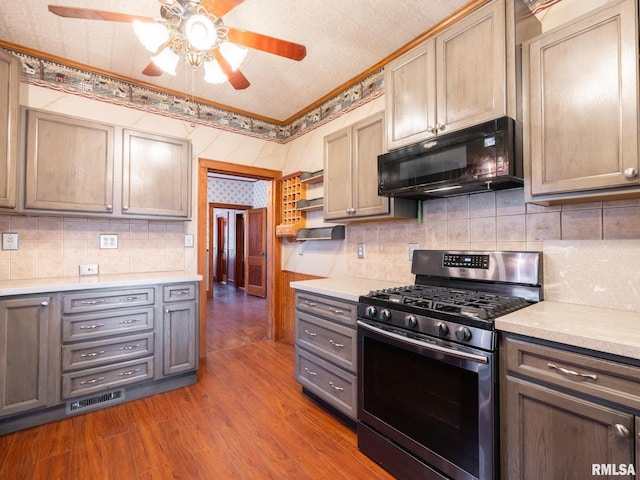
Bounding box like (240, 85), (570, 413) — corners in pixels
(8, 49), (383, 144)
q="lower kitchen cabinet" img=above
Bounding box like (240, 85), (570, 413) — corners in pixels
(501, 334), (640, 479)
(0, 296), (55, 417)
(0, 280), (199, 434)
(294, 290), (358, 419)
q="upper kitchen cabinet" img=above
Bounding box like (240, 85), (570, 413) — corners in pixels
(23, 109), (192, 219)
(24, 109), (115, 215)
(385, 0), (537, 151)
(0, 51), (20, 211)
(524, 0), (640, 204)
(122, 129), (191, 218)
(324, 112), (416, 222)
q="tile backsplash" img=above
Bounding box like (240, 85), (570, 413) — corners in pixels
(346, 188), (640, 285)
(0, 214), (188, 280)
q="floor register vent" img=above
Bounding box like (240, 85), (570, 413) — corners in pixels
(66, 389), (125, 415)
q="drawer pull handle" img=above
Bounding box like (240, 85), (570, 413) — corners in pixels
(329, 308), (344, 315)
(304, 329), (317, 337)
(119, 369), (141, 377)
(172, 290), (189, 296)
(329, 381), (344, 392)
(80, 377), (105, 385)
(547, 363), (598, 381)
(303, 301), (318, 307)
(120, 344), (141, 351)
(329, 339), (344, 348)
(614, 424), (631, 438)
(122, 297), (140, 302)
(80, 350), (105, 358)
(119, 319), (140, 325)
(80, 300), (106, 305)
(79, 324), (105, 330)
(303, 367), (317, 376)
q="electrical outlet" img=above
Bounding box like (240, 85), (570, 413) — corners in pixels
(357, 243), (366, 259)
(408, 243), (419, 261)
(2, 233), (18, 250)
(79, 264), (99, 275)
(99, 234), (118, 249)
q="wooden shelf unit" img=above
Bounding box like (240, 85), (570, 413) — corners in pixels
(276, 171), (306, 237)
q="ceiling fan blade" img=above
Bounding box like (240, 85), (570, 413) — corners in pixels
(142, 62), (164, 77)
(48, 5), (155, 23)
(214, 50), (250, 90)
(201, 0), (245, 18)
(227, 29), (306, 61)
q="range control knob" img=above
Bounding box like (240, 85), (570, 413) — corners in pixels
(435, 322), (449, 336)
(380, 309), (392, 322)
(364, 306), (377, 318)
(455, 327), (472, 342)
(405, 315), (418, 328)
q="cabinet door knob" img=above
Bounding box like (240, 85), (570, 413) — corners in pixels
(624, 167), (638, 179)
(437, 123), (446, 132)
(40, 301), (49, 306)
(614, 424), (630, 438)
(106, 205), (113, 211)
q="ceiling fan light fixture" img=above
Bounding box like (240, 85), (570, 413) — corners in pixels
(204, 60), (228, 84)
(152, 47), (180, 75)
(132, 20), (169, 54)
(219, 42), (247, 71)
(184, 14), (217, 51)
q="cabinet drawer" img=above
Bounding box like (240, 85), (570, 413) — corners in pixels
(163, 283), (196, 303)
(295, 292), (356, 327)
(296, 311), (356, 372)
(62, 332), (155, 372)
(296, 348), (356, 419)
(61, 357), (154, 399)
(62, 307), (155, 342)
(63, 288), (155, 314)
(504, 335), (640, 410)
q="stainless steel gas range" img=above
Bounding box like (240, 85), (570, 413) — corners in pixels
(356, 250), (543, 480)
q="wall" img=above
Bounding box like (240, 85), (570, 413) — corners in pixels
(0, 83), (287, 281)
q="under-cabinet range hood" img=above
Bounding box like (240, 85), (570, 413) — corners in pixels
(378, 116), (523, 199)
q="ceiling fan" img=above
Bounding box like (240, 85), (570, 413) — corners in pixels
(47, 0), (307, 90)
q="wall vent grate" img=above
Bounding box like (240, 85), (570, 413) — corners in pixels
(66, 389), (125, 415)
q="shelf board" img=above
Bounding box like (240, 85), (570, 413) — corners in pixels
(295, 225), (345, 241)
(296, 197), (323, 211)
(300, 170), (324, 184)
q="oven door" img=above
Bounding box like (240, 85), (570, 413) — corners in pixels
(357, 320), (496, 480)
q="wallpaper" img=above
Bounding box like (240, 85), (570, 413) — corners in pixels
(207, 176), (268, 208)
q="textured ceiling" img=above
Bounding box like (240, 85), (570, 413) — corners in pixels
(0, 0), (471, 122)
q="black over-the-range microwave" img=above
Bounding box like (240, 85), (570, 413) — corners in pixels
(378, 116), (523, 199)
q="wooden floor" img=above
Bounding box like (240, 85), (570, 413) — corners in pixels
(0, 284), (396, 480)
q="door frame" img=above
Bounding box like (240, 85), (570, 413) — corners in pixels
(197, 159), (282, 360)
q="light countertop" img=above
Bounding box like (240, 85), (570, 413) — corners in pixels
(496, 301), (640, 361)
(0, 271), (202, 296)
(290, 277), (402, 302)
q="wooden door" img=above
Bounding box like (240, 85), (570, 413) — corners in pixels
(0, 297), (51, 417)
(352, 112), (389, 218)
(215, 215), (227, 282)
(437, 0), (505, 134)
(385, 39), (437, 150)
(505, 376), (634, 479)
(323, 126), (353, 221)
(246, 207), (267, 297)
(526, 0), (639, 196)
(234, 212), (245, 289)
(0, 50), (18, 210)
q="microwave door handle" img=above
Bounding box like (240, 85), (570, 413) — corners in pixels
(357, 320), (488, 364)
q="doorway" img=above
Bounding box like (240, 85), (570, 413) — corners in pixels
(197, 159), (282, 361)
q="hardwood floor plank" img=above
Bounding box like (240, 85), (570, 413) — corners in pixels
(0, 426), (43, 480)
(33, 452), (71, 480)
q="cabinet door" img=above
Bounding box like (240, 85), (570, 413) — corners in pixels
(0, 297), (51, 417)
(385, 40), (437, 150)
(526, 0), (639, 196)
(437, 0), (506, 134)
(163, 301), (197, 375)
(24, 110), (114, 214)
(352, 112), (389, 218)
(0, 50), (19, 210)
(505, 376), (634, 479)
(323, 126), (353, 220)
(122, 129), (191, 218)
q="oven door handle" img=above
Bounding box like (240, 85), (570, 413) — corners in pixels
(357, 320), (489, 364)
